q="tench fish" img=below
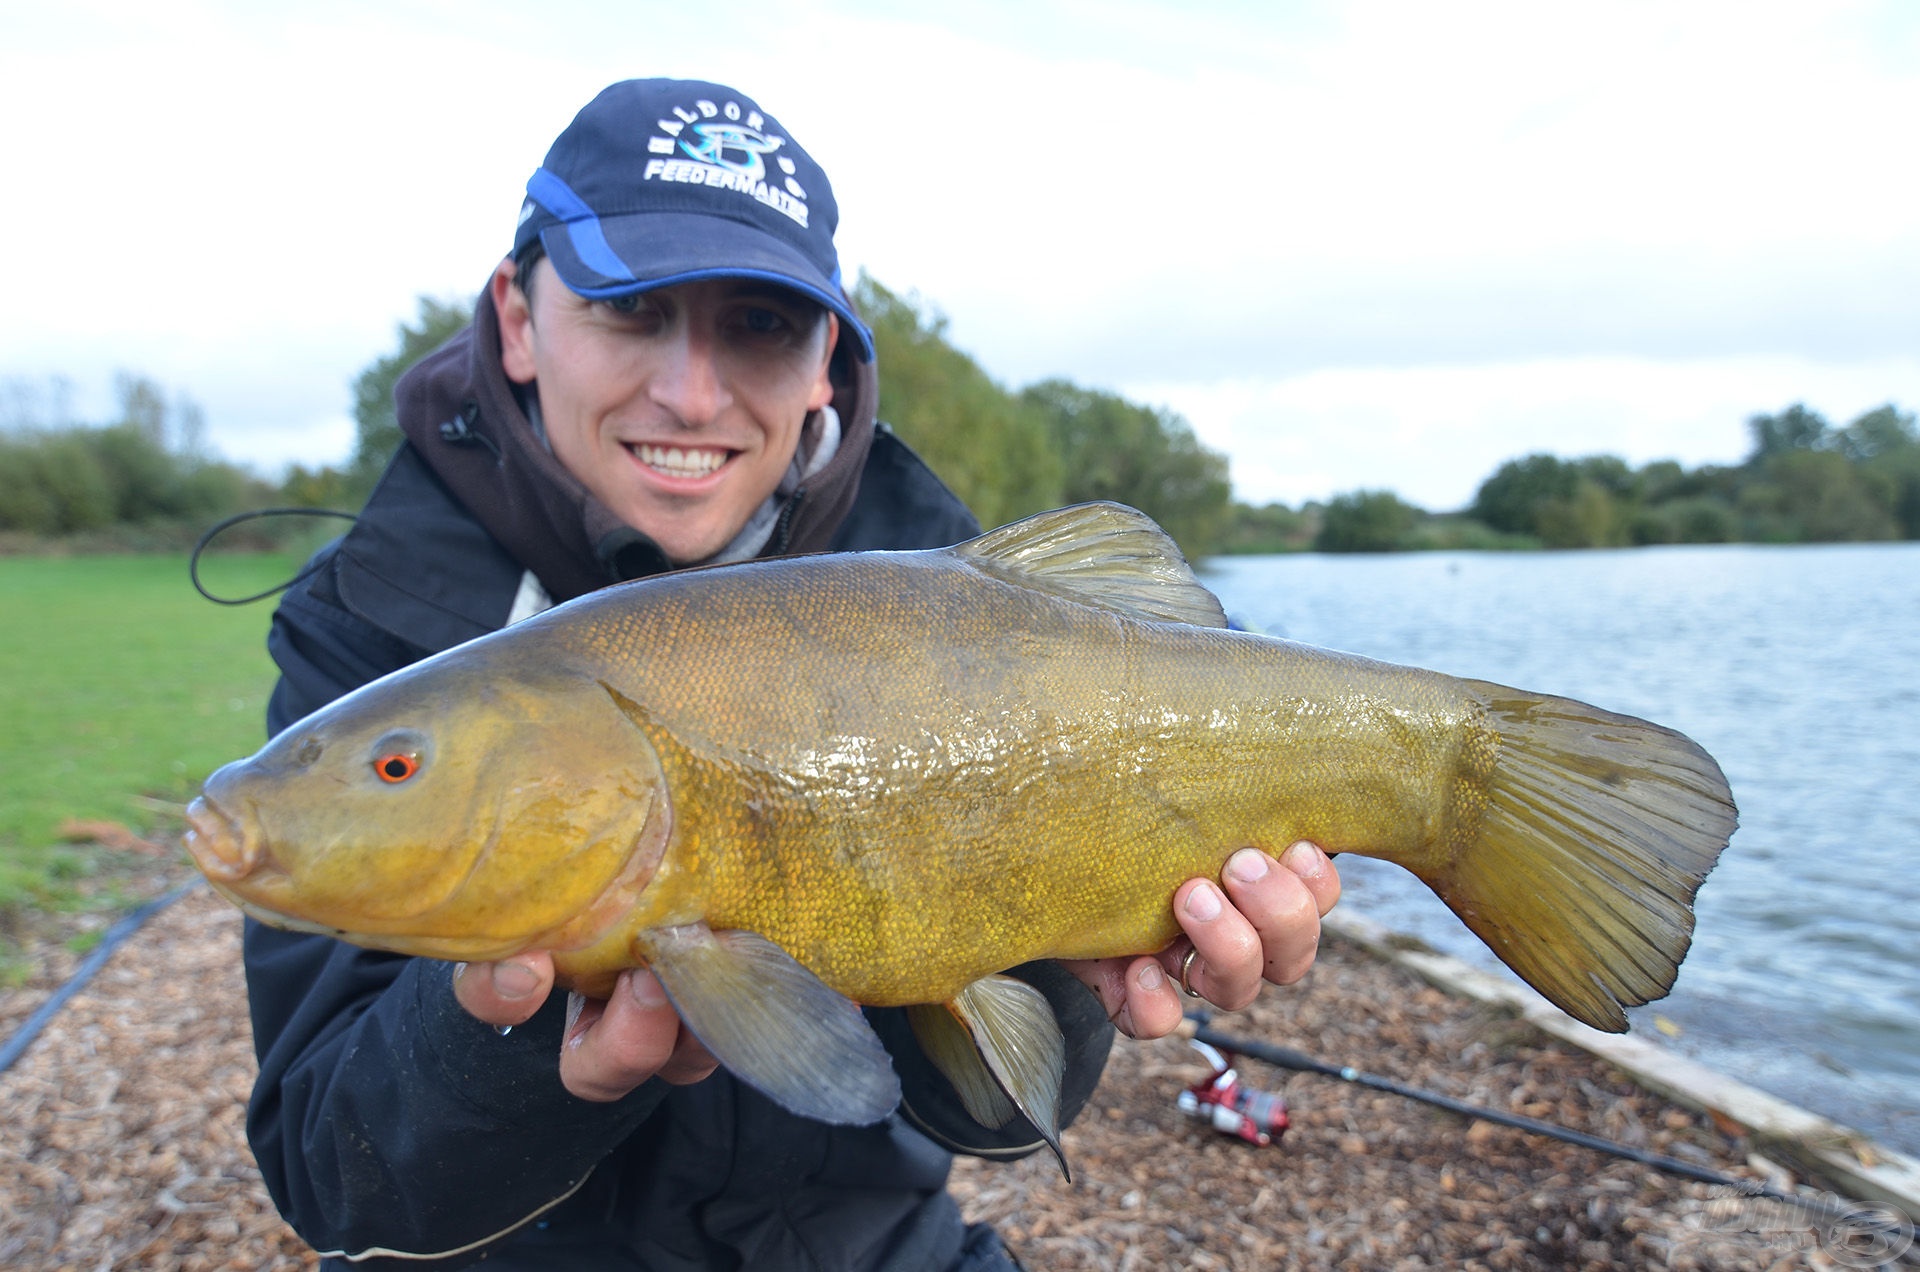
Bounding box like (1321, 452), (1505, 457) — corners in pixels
(185, 502), (1735, 1162)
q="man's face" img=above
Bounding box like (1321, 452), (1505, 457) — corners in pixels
(494, 259), (839, 565)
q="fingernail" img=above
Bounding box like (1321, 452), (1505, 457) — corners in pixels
(492, 961), (538, 999)
(1185, 882), (1222, 921)
(1282, 841), (1326, 876)
(628, 970), (668, 1009)
(564, 990), (586, 1037)
(1138, 962), (1164, 992)
(1226, 848), (1270, 884)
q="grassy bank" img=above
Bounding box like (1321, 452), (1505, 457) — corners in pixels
(0, 553), (301, 922)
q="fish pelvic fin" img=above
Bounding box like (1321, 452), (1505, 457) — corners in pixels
(1419, 686), (1737, 1033)
(907, 975), (1071, 1180)
(905, 1003), (1019, 1129)
(954, 502), (1229, 630)
(635, 924), (900, 1126)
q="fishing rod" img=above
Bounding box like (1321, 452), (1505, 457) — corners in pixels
(0, 878), (202, 1076)
(1179, 1009), (1916, 1261)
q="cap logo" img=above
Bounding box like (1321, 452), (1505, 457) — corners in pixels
(642, 98), (810, 228)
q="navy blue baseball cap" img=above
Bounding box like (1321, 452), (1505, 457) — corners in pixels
(512, 78), (874, 361)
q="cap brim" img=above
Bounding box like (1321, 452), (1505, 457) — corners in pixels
(540, 212), (874, 361)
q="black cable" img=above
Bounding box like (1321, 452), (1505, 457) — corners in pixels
(0, 878), (203, 1076)
(1183, 1011), (1908, 1242)
(189, 507), (357, 605)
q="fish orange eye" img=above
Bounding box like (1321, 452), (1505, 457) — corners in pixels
(374, 753), (420, 783)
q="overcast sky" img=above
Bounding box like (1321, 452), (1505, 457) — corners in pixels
(4, 0), (1916, 510)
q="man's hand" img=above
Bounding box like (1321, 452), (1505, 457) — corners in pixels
(1062, 841), (1341, 1040)
(453, 954), (718, 1102)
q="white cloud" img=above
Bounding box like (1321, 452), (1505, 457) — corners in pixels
(1, 1), (1915, 493)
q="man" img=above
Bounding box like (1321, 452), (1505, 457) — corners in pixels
(248, 78), (1340, 1270)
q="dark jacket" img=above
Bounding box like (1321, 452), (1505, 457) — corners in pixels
(245, 293), (1114, 1270)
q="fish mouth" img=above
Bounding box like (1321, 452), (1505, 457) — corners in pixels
(182, 791), (262, 881)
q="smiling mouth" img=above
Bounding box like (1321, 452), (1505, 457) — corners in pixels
(628, 443), (732, 480)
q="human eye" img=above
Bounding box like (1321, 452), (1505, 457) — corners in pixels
(742, 306), (792, 336)
(594, 292), (667, 332)
(728, 299), (820, 347)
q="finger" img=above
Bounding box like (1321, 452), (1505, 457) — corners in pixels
(561, 990), (717, 1083)
(1219, 846), (1324, 986)
(1163, 877), (1264, 1010)
(559, 969), (717, 1102)
(1278, 840), (1342, 917)
(1063, 956), (1186, 1040)
(1114, 955), (1186, 1039)
(1060, 958), (1129, 1023)
(452, 953), (555, 1028)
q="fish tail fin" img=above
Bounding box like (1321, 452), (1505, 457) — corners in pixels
(1413, 685), (1737, 1033)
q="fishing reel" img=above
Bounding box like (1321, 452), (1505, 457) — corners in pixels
(1176, 1038), (1290, 1147)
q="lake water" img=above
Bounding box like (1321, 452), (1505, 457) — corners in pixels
(1200, 543), (1920, 1156)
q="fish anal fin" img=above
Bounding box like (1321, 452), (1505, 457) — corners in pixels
(937, 974), (1071, 1179)
(635, 924), (900, 1126)
(954, 502), (1229, 630)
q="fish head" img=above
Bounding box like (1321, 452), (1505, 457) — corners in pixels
(184, 647), (669, 963)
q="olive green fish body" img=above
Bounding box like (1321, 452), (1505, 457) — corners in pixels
(542, 552), (1486, 1006)
(187, 502), (1735, 1150)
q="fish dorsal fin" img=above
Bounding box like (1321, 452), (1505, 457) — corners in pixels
(953, 502), (1229, 629)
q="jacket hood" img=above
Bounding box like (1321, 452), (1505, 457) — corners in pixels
(392, 276), (879, 603)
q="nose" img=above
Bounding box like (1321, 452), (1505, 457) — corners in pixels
(647, 324), (730, 428)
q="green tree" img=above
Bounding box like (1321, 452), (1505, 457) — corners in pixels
(1837, 404), (1920, 538)
(1315, 490), (1419, 552)
(1471, 453), (1575, 537)
(1636, 459), (1689, 505)
(1573, 454), (1637, 502)
(1535, 479), (1626, 548)
(1019, 380), (1232, 557)
(349, 296), (473, 496)
(0, 431), (114, 533)
(1219, 501), (1313, 554)
(1835, 403), (1917, 462)
(1753, 450), (1899, 541)
(855, 275), (1064, 530)
(280, 463), (358, 510)
(114, 371), (169, 447)
(1629, 495), (1736, 545)
(1746, 403), (1831, 461)
(0, 372), (261, 537)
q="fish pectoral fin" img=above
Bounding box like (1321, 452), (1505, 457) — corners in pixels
(953, 502), (1229, 629)
(634, 924), (900, 1126)
(913, 975), (1071, 1179)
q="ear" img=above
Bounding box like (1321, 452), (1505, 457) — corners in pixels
(807, 313), (840, 412)
(492, 258), (538, 385)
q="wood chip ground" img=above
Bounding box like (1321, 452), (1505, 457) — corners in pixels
(1, 865), (1865, 1270)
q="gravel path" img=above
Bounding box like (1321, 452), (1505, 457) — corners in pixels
(1, 873), (1852, 1270)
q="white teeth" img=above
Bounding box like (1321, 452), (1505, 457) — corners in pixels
(632, 444), (728, 478)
